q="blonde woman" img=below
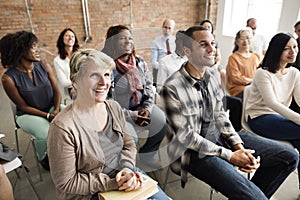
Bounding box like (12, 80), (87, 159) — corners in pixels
(47, 49), (170, 200)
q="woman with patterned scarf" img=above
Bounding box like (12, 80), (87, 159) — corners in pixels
(102, 25), (167, 172)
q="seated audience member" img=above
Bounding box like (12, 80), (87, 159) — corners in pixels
(102, 25), (167, 171)
(294, 21), (300, 69)
(47, 49), (170, 200)
(161, 26), (298, 199)
(0, 31), (64, 170)
(151, 18), (176, 86)
(0, 164), (14, 200)
(246, 18), (268, 59)
(54, 28), (80, 103)
(290, 21), (300, 113)
(156, 30), (187, 92)
(226, 27), (260, 99)
(246, 32), (300, 187)
(200, 19), (242, 131)
(200, 20), (222, 69)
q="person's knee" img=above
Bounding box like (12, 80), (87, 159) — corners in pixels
(151, 106), (166, 124)
(284, 147), (299, 171)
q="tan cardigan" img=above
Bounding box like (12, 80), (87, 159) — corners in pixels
(47, 100), (136, 200)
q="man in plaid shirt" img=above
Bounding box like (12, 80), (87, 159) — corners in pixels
(160, 26), (298, 200)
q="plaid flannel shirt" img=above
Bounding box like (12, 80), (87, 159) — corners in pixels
(160, 63), (243, 187)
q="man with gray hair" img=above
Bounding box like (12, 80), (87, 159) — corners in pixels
(246, 18), (268, 59)
(151, 18), (176, 86)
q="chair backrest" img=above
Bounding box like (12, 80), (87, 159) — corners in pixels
(9, 101), (16, 117)
(241, 85), (252, 132)
(241, 85), (296, 149)
(9, 101), (19, 128)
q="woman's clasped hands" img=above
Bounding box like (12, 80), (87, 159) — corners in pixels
(116, 168), (144, 192)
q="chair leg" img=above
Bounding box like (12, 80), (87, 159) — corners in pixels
(31, 138), (43, 181)
(210, 187), (214, 200)
(12, 170), (20, 190)
(21, 164), (41, 200)
(15, 128), (20, 153)
(162, 166), (171, 190)
(15, 129), (43, 181)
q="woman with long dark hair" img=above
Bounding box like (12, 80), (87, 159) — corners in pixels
(54, 28), (80, 102)
(246, 32), (300, 186)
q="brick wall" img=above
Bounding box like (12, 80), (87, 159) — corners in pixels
(0, 0), (218, 70)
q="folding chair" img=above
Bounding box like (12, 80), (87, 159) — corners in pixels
(9, 102), (43, 181)
(3, 157), (41, 200)
(162, 160), (215, 200)
(241, 85), (295, 148)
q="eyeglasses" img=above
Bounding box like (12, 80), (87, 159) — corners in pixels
(238, 37), (252, 41)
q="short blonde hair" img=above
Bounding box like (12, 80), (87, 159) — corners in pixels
(70, 48), (115, 82)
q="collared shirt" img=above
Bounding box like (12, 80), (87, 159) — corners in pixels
(150, 35), (176, 70)
(250, 33), (268, 59)
(160, 63), (243, 186)
(157, 53), (187, 92)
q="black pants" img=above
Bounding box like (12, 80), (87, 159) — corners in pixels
(290, 97), (300, 114)
(223, 95), (242, 131)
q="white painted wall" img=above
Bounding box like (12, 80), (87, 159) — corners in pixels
(215, 0), (300, 68)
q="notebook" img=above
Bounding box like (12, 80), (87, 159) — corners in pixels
(98, 174), (159, 200)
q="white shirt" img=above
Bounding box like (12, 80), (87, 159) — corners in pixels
(156, 53), (187, 92)
(150, 35), (176, 70)
(250, 34), (268, 59)
(53, 55), (72, 102)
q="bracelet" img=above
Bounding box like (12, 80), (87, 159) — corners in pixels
(46, 113), (50, 120)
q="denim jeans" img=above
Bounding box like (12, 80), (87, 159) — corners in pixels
(187, 131), (298, 200)
(248, 114), (300, 185)
(91, 168), (170, 200)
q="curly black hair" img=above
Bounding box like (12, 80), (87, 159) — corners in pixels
(0, 31), (38, 68)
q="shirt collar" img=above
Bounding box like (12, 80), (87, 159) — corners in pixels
(180, 62), (212, 89)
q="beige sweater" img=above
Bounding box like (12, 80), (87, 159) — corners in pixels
(47, 100), (136, 200)
(245, 67), (300, 125)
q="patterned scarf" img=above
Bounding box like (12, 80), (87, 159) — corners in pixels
(115, 55), (143, 104)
